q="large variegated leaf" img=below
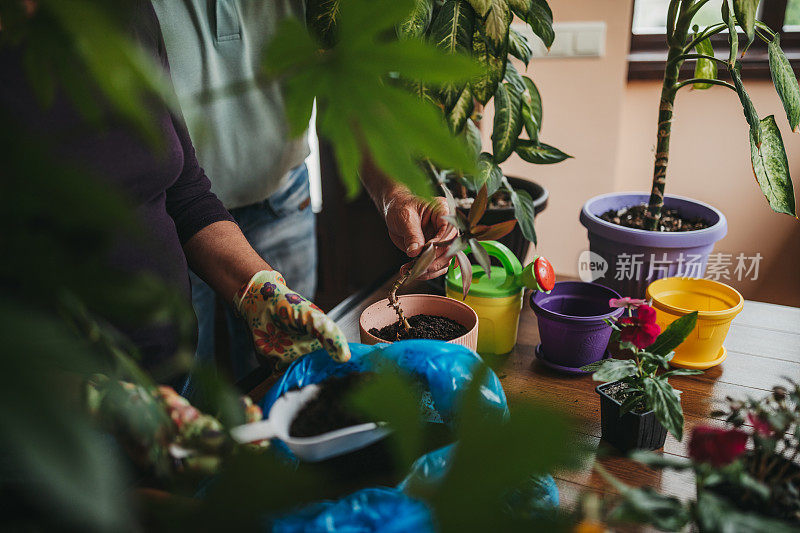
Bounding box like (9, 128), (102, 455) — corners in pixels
(484, 0), (511, 52)
(730, 63), (761, 147)
(509, 187), (537, 245)
(491, 83), (523, 163)
(521, 75), (542, 139)
(465, 152), (503, 194)
(507, 0), (532, 16)
(306, 0), (341, 48)
(503, 61), (525, 93)
(448, 86), (475, 133)
(693, 37), (716, 89)
(525, 0), (554, 49)
(467, 0), (491, 16)
(430, 0), (475, 54)
(722, 0), (738, 64)
(750, 115), (797, 216)
(397, 0), (434, 40)
(733, 0), (758, 50)
(471, 29), (506, 103)
(768, 35), (800, 132)
(509, 27), (533, 64)
(515, 139), (571, 164)
(464, 119), (483, 156)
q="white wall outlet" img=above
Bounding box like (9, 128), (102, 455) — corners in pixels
(512, 21), (607, 59)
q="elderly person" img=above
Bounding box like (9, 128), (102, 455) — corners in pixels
(152, 0), (452, 395)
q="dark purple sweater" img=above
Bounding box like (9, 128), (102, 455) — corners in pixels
(0, 4), (234, 372)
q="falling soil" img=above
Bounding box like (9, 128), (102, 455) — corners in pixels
(599, 204), (710, 232)
(290, 373), (373, 438)
(369, 314), (468, 342)
(602, 381), (648, 414)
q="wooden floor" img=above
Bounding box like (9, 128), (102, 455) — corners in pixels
(327, 277), (800, 511)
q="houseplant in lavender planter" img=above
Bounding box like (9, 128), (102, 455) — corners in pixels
(580, 0), (798, 298)
(586, 300), (701, 451)
(395, 0), (571, 262)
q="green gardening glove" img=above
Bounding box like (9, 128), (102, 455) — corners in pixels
(234, 270), (351, 368)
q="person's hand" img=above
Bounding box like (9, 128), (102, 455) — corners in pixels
(384, 191), (457, 280)
(234, 271), (350, 368)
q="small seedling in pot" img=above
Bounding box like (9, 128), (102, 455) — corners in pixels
(386, 184), (517, 334)
(583, 298), (701, 441)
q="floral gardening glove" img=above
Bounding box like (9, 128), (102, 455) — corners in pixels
(234, 270), (351, 368)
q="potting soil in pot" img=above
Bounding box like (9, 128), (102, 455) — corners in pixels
(603, 381), (647, 413)
(368, 314), (468, 342)
(600, 204), (709, 232)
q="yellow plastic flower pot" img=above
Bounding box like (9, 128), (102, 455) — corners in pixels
(646, 277), (744, 370)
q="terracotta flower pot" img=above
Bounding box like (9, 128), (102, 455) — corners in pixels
(359, 294), (479, 351)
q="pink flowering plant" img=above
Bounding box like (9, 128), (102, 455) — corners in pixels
(593, 381), (800, 530)
(582, 299), (700, 441)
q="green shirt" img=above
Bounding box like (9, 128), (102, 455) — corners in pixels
(152, 0), (309, 209)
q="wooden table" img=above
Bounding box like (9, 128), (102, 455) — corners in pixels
(323, 276), (800, 509)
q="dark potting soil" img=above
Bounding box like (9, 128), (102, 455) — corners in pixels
(602, 381), (648, 414)
(289, 373), (373, 438)
(599, 204), (710, 232)
(369, 314), (468, 342)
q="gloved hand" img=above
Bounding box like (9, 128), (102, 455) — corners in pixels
(234, 270), (351, 367)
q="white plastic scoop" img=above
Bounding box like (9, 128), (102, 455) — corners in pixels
(173, 384), (391, 463)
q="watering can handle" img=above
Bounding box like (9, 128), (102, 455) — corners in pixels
(448, 240), (523, 280)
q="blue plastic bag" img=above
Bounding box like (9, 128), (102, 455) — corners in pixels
(260, 340), (557, 531)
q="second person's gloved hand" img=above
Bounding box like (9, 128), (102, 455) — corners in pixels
(234, 270), (351, 368)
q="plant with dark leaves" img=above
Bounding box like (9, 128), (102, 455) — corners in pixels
(643, 0), (798, 229)
(593, 381), (800, 530)
(582, 301), (700, 441)
(387, 183), (516, 330)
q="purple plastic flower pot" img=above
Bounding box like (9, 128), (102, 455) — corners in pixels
(529, 281), (624, 370)
(579, 192), (727, 298)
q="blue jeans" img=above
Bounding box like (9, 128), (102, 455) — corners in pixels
(183, 164), (317, 400)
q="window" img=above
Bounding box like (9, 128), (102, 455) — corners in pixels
(628, 0), (800, 79)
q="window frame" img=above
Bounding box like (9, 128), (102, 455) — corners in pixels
(628, 0), (800, 80)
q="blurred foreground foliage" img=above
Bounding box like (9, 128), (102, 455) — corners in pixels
(0, 0), (580, 529)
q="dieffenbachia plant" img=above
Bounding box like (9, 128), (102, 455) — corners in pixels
(645, 0), (798, 229)
(306, 0), (572, 246)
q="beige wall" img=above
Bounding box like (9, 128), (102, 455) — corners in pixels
(487, 0), (800, 306)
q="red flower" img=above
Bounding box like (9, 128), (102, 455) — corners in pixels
(254, 324), (293, 354)
(688, 425), (748, 467)
(618, 304), (661, 349)
(747, 413), (775, 437)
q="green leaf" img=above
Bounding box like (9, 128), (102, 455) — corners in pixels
(730, 63), (761, 147)
(643, 376), (684, 440)
(448, 86), (475, 134)
(508, 27), (533, 64)
(578, 360), (605, 373)
(750, 115), (797, 216)
(467, 0), (492, 17)
(609, 486), (691, 531)
(768, 35), (800, 133)
(503, 61), (525, 93)
(467, 153), (504, 195)
(524, 0), (554, 49)
(592, 359), (638, 383)
(430, 0), (475, 55)
(471, 29), (506, 104)
(491, 83), (523, 163)
(514, 139), (572, 164)
(693, 36), (717, 90)
(661, 368), (704, 378)
(397, 0), (433, 39)
(463, 119), (483, 156)
(733, 0), (758, 50)
(509, 187), (537, 245)
(695, 491), (799, 533)
(648, 311), (698, 357)
(483, 0), (511, 52)
(521, 76), (542, 139)
(722, 0), (738, 64)
(469, 238), (493, 275)
(629, 450), (694, 470)
(618, 393), (643, 416)
(507, 0), (533, 16)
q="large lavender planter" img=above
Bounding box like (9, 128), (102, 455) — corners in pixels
(580, 192), (727, 298)
(530, 282), (624, 371)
